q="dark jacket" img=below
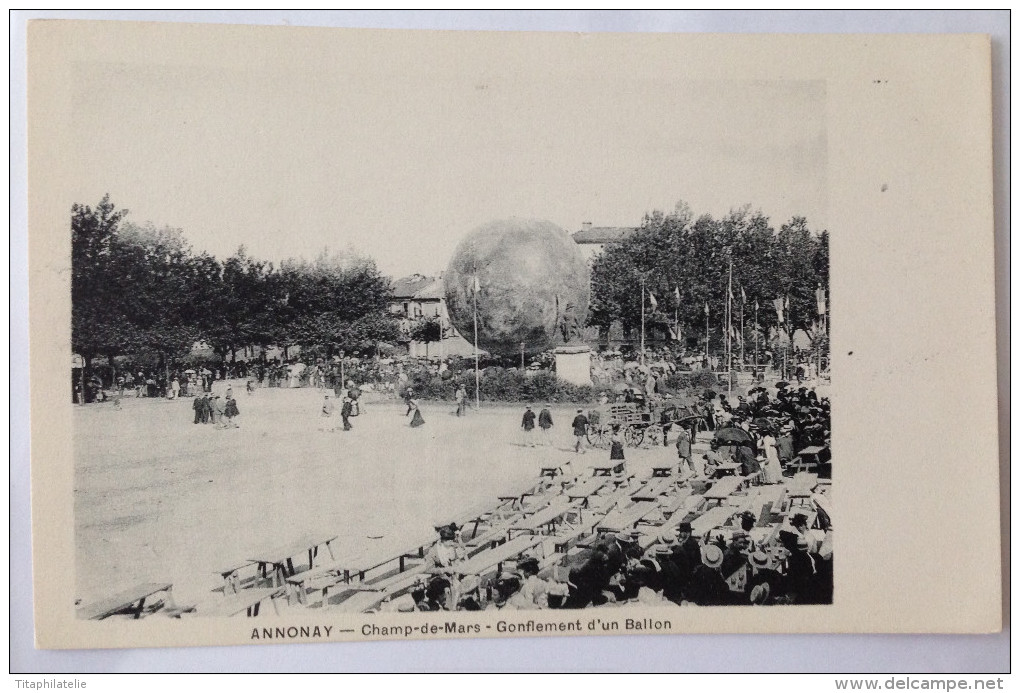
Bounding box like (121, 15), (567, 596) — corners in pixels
(538, 409), (553, 429)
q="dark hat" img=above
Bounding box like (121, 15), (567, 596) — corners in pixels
(676, 522), (693, 534)
(516, 557), (540, 575)
(790, 512), (810, 528)
(778, 530), (801, 550)
(435, 522), (459, 538)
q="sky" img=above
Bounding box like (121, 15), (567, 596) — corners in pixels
(68, 27), (827, 280)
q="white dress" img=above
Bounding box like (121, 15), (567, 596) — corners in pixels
(761, 434), (784, 483)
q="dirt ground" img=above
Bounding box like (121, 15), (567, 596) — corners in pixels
(73, 384), (691, 606)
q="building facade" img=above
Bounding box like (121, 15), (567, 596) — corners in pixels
(390, 274), (476, 359)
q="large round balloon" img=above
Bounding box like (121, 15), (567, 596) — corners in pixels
(444, 219), (590, 355)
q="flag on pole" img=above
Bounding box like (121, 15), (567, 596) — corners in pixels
(667, 325), (677, 340)
(773, 297), (785, 324)
(704, 302), (710, 316)
(816, 285), (827, 316)
(674, 286), (681, 303)
(472, 276), (480, 293)
(741, 287), (747, 304)
(648, 291), (658, 311)
(755, 299), (759, 311)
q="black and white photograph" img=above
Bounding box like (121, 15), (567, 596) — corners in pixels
(23, 18), (1000, 654)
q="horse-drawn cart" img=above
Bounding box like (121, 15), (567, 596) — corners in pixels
(586, 400), (705, 449)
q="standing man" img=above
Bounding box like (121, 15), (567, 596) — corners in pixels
(571, 409), (589, 454)
(341, 396), (354, 431)
(192, 392), (204, 424)
(521, 405), (536, 447)
(455, 385), (467, 417)
(538, 404), (554, 446)
(675, 425), (694, 477)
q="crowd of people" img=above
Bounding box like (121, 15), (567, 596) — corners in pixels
(388, 498), (832, 612)
(371, 376), (832, 612)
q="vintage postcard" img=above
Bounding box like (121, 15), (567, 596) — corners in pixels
(27, 22), (999, 649)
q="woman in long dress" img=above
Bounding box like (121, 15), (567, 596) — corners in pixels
(760, 428), (784, 484)
(609, 428), (626, 478)
(408, 399), (425, 428)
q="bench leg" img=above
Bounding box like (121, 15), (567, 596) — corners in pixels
(133, 597), (147, 619)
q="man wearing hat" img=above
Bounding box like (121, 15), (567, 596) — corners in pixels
(571, 409), (589, 454)
(340, 396), (354, 431)
(538, 404), (554, 447)
(521, 405), (537, 447)
(674, 522), (702, 570)
(684, 544), (729, 606)
(744, 550), (784, 605)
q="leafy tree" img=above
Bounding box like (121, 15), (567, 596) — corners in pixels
(408, 316), (443, 357)
(587, 200), (829, 356)
(71, 195), (130, 370)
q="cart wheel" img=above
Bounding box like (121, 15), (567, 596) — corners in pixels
(623, 425), (644, 447)
(587, 425), (609, 448)
(645, 425), (662, 446)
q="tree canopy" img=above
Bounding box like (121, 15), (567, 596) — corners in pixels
(588, 201), (829, 351)
(70, 196), (398, 368)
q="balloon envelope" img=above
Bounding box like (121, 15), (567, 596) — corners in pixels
(444, 219), (590, 355)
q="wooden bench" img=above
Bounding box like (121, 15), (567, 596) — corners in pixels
(701, 476), (744, 507)
(629, 476), (675, 502)
(566, 477), (609, 506)
(249, 534), (339, 587)
(789, 446), (827, 474)
(688, 506), (736, 538)
(590, 463), (625, 477)
(597, 501), (659, 534)
(453, 534), (544, 578)
(77, 582), (174, 620)
(200, 587), (285, 618)
(507, 498), (576, 537)
(214, 561), (262, 595)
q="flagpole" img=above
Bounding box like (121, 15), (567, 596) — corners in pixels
(740, 294), (745, 368)
(705, 304), (709, 364)
(727, 258), (733, 396)
(754, 301), (759, 382)
(640, 276), (646, 367)
(473, 278), (480, 410)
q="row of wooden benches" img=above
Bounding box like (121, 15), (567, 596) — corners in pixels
(76, 467), (828, 619)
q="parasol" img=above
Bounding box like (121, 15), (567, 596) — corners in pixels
(713, 426), (755, 448)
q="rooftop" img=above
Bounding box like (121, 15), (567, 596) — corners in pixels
(391, 274), (434, 299)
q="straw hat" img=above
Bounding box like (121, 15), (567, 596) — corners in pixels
(701, 544), (724, 569)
